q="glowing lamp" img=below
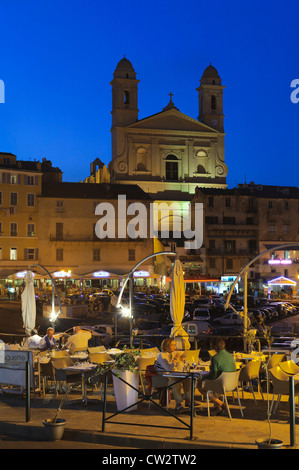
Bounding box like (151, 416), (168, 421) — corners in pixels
(133, 270), (150, 278)
(93, 271), (110, 278)
(53, 270), (72, 278)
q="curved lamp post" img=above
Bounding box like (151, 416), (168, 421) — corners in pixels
(224, 243), (299, 351)
(116, 251), (177, 348)
(29, 264), (63, 327)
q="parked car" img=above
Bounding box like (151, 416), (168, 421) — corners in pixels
(114, 338), (159, 350)
(135, 321), (162, 335)
(213, 312), (244, 325)
(193, 308), (210, 321)
(101, 288), (117, 297)
(193, 298), (214, 309)
(182, 320), (212, 336)
(91, 324), (124, 339)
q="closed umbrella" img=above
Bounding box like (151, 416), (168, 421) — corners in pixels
(170, 259), (190, 350)
(21, 270), (36, 336)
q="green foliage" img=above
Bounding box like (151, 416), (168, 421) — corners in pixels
(87, 349), (141, 385)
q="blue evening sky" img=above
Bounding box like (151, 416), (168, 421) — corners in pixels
(0, 0), (298, 188)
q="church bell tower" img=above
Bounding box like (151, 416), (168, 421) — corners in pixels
(196, 64), (225, 132)
(110, 57), (140, 128)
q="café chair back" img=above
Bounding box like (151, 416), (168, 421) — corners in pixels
(136, 356), (156, 394)
(40, 361), (55, 396)
(238, 360), (263, 404)
(51, 357), (81, 402)
(269, 365), (299, 414)
(49, 350), (70, 359)
(140, 347), (160, 356)
(205, 370), (243, 420)
(150, 375), (171, 410)
(278, 360), (299, 375)
(208, 349), (217, 358)
(88, 346), (107, 354)
(69, 346), (89, 356)
(88, 352), (113, 364)
(266, 353), (285, 370)
(145, 365), (171, 410)
(180, 349), (201, 363)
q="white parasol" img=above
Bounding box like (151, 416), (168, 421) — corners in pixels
(21, 270), (36, 336)
(169, 259), (190, 350)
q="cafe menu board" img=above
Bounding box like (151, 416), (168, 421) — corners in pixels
(0, 350), (33, 387)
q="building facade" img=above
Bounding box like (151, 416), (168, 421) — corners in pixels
(109, 58), (228, 196)
(0, 153), (62, 280)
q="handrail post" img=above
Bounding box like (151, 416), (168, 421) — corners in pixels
(289, 376), (296, 447)
(26, 360), (31, 422)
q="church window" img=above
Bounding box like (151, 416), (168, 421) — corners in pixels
(136, 147), (147, 171)
(196, 164), (206, 174)
(211, 95), (217, 111)
(124, 90), (130, 105)
(165, 154), (178, 181)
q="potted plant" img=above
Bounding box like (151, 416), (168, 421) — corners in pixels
(42, 393), (67, 441)
(88, 348), (142, 412)
(255, 326), (284, 449)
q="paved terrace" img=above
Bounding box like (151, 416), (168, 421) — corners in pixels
(0, 386), (298, 449)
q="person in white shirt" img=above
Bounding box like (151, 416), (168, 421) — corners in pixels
(25, 329), (42, 349)
(62, 326), (92, 354)
(155, 338), (191, 411)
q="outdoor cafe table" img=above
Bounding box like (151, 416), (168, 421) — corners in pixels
(62, 362), (97, 405)
(234, 353), (267, 363)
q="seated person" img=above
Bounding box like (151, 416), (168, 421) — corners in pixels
(25, 329), (42, 349)
(154, 338), (191, 411)
(39, 327), (57, 351)
(62, 326), (92, 354)
(197, 337), (236, 415)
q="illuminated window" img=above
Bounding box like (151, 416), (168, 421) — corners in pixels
(9, 174), (17, 184)
(27, 224), (35, 237)
(10, 248), (17, 260)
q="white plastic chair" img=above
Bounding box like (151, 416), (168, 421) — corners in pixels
(239, 360), (263, 404)
(205, 370), (243, 420)
(269, 366), (299, 414)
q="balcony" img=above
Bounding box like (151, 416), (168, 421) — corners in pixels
(49, 234), (145, 242)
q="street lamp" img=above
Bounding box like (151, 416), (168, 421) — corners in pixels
(224, 242), (299, 352)
(29, 264), (62, 327)
(116, 251), (177, 348)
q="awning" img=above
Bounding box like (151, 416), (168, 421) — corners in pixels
(166, 276), (220, 283)
(267, 276), (297, 286)
(81, 271), (120, 279)
(263, 243), (299, 251)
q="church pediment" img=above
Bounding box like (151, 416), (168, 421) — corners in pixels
(127, 109), (219, 133)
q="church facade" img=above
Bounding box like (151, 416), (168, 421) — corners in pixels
(109, 57), (228, 198)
